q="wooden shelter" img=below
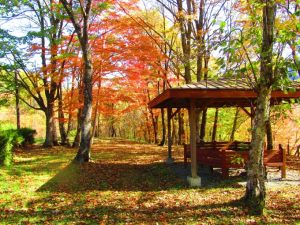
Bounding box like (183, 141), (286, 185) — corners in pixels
(148, 78), (300, 187)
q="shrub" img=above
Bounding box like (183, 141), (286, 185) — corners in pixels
(0, 130), (24, 167)
(0, 127), (36, 167)
(17, 128), (36, 146)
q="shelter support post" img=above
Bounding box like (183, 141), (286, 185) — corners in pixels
(166, 107), (174, 164)
(187, 100), (201, 187)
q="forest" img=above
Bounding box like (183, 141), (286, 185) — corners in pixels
(0, 0), (300, 224)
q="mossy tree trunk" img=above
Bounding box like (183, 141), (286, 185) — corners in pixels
(245, 0), (276, 215)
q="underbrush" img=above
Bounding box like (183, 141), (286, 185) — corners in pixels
(0, 123), (36, 167)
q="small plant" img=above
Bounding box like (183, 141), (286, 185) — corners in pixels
(230, 155), (245, 166)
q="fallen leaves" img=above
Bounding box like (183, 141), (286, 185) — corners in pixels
(0, 139), (299, 224)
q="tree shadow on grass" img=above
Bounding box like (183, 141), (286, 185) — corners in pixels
(2, 198), (248, 224)
(37, 162), (186, 193)
(37, 161), (244, 193)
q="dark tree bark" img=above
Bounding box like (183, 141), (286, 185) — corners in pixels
(58, 84), (68, 145)
(159, 108), (166, 146)
(178, 110), (184, 145)
(200, 108), (207, 141)
(245, 0), (276, 215)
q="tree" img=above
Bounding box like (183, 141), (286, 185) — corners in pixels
(60, 0), (95, 162)
(217, 0), (299, 214)
(0, 0), (68, 147)
(245, 0), (276, 214)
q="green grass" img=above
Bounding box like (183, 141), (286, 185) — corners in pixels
(0, 139), (299, 224)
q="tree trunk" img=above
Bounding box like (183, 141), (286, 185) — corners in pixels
(230, 107), (239, 141)
(266, 119), (273, 150)
(91, 81), (101, 145)
(74, 54), (93, 162)
(60, 0), (94, 163)
(72, 108), (82, 148)
(245, 0), (276, 215)
(43, 106), (54, 147)
(212, 108), (219, 142)
(172, 117), (177, 145)
(200, 108), (207, 141)
(58, 84), (68, 145)
(15, 71), (20, 129)
(245, 87), (271, 215)
(52, 119), (59, 146)
(178, 110), (184, 145)
(159, 108), (166, 146)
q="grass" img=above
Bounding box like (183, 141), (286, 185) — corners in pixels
(0, 139), (299, 224)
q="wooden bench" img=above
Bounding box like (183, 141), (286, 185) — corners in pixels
(184, 142), (286, 178)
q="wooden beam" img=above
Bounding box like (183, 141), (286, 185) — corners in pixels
(189, 100), (197, 178)
(241, 107), (253, 117)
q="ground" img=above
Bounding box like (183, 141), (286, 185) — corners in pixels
(0, 139), (299, 224)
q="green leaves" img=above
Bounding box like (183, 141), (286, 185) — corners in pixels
(220, 21), (226, 32)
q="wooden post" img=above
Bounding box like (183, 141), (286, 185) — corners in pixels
(166, 107), (174, 164)
(187, 100), (201, 187)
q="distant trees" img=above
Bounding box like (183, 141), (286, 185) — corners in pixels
(0, 0), (164, 159)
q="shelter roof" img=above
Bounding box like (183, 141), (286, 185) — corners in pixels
(148, 78), (300, 108)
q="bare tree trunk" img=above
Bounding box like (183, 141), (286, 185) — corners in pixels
(212, 108), (219, 142)
(52, 118), (59, 146)
(266, 119), (273, 150)
(172, 117), (177, 145)
(44, 106), (54, 147)
(72, 108), (82, 148)
(230, 107), (239, 141)
(159, 108), (166, 146)
(200, 108), (207, 142)
(178, 110), (184, 145)
(91, 81), (101, 145)
(58, 84), (68, 145)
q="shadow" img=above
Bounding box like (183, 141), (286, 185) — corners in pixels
(170, 162), (246, 189)
(4, 198), (248, 224)
(38, 161), (245, 193)
(37, 162), (186, 193)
